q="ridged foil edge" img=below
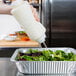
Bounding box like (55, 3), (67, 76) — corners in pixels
(16, 61), (76, 74)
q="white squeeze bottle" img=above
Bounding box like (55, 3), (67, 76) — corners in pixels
(11, 0), (46, 43)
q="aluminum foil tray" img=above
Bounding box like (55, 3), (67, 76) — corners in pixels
(11, 48), (76, 74)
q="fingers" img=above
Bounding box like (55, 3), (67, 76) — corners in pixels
(0, 3), (12, 14)
(32, 7), (40, 22)
(30, 5), (40, 22)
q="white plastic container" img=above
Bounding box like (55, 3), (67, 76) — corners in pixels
(11, 1), (46, 43)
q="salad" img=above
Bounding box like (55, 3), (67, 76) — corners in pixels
(16, 49), (76, 61)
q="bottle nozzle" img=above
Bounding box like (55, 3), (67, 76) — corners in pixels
(37, 34), (46, 43)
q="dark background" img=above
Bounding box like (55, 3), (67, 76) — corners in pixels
(41, 0), (76, 48)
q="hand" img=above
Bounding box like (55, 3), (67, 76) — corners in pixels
(30, 5), (40, 22)
(0, 2), (40, 22)
(0, 3), (12, 14)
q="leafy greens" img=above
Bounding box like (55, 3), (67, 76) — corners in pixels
(16, 49), (76, 61)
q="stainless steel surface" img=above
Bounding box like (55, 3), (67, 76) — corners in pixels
(41, 0), (76, 47)
(11, 48), (76, 74)
(41, 0), (51, 31)
(41, 0), (51, 46)
(51, 0), (76, 48)
(52, 0), (76, 33)
(0, 58), (17, 76)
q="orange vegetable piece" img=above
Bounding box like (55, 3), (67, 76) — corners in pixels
(21, 37), (30, 41)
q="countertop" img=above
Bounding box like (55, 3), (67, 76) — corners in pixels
(0, 40), (39, 47)
(0, 58), (76, 76)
